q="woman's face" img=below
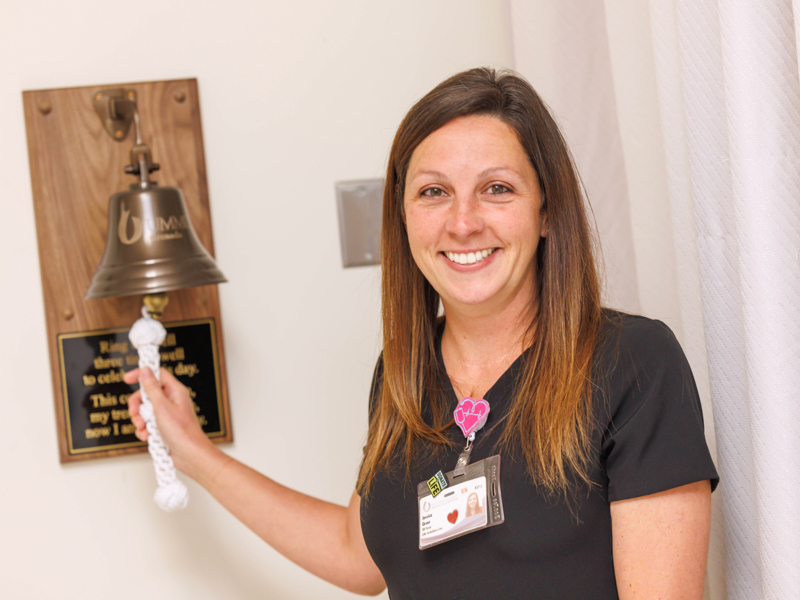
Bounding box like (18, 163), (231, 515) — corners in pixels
(468, 494), (477, 508)
(403, 115), (546, 315)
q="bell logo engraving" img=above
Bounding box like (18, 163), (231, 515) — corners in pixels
(118, 203), (143, 245)
(117, 203), (189, 244)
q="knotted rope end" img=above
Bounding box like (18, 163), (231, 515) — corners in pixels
(154, 480), (189, 512)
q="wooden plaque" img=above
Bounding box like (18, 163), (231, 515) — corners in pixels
(23, 79), (232, 462)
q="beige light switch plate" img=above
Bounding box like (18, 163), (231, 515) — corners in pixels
(335, 178), (384, 267)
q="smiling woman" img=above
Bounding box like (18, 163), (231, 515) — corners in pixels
(366, 69), (606, 501)
(403, 115), (545, 313)
(361, 68), (718, 599)
(124, 68), (718, 600)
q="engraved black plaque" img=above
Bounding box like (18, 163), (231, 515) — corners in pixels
(57, 318), (225, 456)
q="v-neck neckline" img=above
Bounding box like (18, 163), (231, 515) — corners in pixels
(435, 320), (530, 412)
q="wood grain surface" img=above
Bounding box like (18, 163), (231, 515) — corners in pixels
(24, 79), (232, 463)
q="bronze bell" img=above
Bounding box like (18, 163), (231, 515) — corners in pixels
(86, 96), (225, 300)
(85, 185), (226, 299)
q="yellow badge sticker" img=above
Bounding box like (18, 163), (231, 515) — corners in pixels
(427, 470), (448, 497)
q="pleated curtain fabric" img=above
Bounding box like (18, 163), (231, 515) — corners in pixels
(509, 1), (800, 598)
(652, 0), (800, 597)
(506, 0), (641, 315)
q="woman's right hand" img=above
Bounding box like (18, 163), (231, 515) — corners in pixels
(123, 369), (385, 595)
(123, 366), (213, 476)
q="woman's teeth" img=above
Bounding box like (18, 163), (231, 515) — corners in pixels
(445, 248), (495, 265)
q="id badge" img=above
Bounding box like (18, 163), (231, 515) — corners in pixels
(417, 455), (504, 549)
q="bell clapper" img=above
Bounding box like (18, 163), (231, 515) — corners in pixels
(143, 293), (169, 320)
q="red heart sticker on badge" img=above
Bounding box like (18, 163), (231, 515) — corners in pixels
(447, 509), (458, 524)
(453, 397), (490, 438)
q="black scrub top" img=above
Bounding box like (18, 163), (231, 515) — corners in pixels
(360, 311), (719, 599)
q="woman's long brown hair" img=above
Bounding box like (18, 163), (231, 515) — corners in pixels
(357, 68), (603, 499)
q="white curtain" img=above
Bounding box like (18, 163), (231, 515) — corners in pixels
(509, 1), (800, 599)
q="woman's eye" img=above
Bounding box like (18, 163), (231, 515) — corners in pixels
(421, 187), (446, 197)
(487, 184), (511, 194)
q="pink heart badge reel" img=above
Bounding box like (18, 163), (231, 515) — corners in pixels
(451, 397), (490, 478)
(454, 397), (490, 441)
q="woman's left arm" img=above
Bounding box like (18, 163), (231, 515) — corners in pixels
(611, 480), (712, 600)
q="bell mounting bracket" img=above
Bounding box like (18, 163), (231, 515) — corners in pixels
(93, 88), (160, 188)
(93, 88), (137, 142)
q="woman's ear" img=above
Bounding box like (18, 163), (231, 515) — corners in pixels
(540, 212), (548, 238)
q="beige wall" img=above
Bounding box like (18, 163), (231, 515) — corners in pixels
(0, 2), (511, 598)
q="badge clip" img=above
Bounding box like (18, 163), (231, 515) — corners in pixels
(454, 432), (475, 478)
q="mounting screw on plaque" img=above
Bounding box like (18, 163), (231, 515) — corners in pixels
(335, 178), (384, 268)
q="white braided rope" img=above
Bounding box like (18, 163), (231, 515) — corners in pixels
(129, 307), (189, 512)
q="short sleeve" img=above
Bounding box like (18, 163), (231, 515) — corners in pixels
(599, 315), (719, 502)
